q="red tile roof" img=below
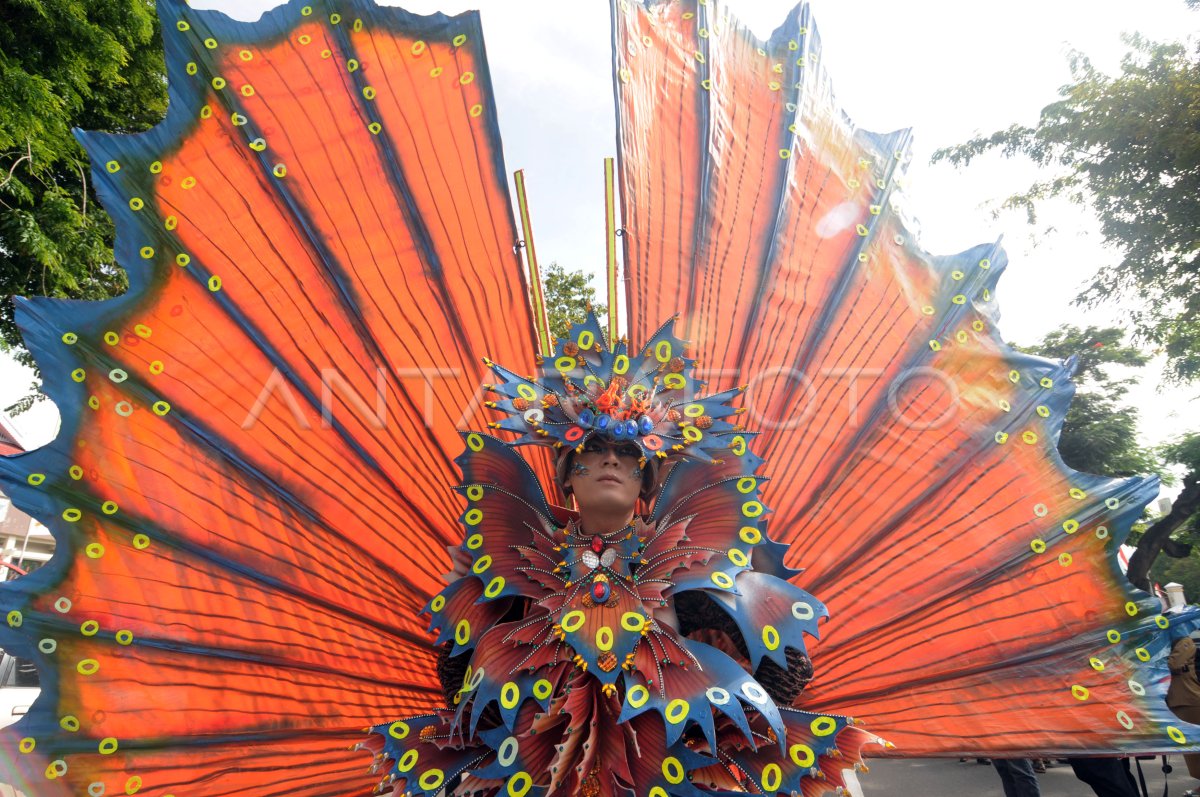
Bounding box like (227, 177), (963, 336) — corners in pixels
(0, 413), (25, 456)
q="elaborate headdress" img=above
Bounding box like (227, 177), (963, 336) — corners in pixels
(486, 311), (737, 464)
(484, 308), (747, 505)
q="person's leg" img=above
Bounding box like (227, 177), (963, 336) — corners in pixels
(992, 759), (1020, 797)
(994, 759), (1042, 797)
(1182, 752), (1200, 795)
(1068, 757), (1138, 797)
(1118, 758), (1140, 795)
(1176, 706), (1200, 793)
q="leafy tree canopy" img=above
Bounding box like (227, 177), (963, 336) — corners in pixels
(1163, 432), (1200, 476)
(1017, 325), (1161, 478)
(933, 32), (1200, 383)
(1147, 431), (1200, 596)
(0, 0), (166, 383)
(541, 261), (607, 343)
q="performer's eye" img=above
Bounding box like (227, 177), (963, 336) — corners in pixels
(582, 440), (605, 454)
(616, 445), (641, 459)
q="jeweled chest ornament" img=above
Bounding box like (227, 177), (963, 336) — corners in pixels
(561, 523), (638, 605)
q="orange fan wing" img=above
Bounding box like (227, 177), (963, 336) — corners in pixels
(0, 1), (544, 793)
(614, 0), (1187, 756)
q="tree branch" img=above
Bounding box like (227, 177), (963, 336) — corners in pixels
(1127, 474), (1200, 590)
(77, 162), (87, 218)
(0, 140), (33, 192)
(1162, 538), (1192, 558)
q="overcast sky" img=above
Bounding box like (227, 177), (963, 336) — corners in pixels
(3, 0), (1197, 458)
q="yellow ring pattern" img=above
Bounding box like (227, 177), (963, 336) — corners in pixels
(507, 772), (532, 797)
(621, 613), (646, 632)
(762, 763), (782, 792)
(596, 626), (614, 651)
(418, 770), (445, 791)
(811, 716), (837, 736)
(561, 611), (585, 633)
(790, 742), (815, 767)
(627, 684), (649, 708)
(665, 698), (689, 724)
(500, 681), (519, 709)
(762, 624), (780, 651)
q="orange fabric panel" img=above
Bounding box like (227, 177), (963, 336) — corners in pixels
(614, 0), (1173, 756)
(0, 3), (543, 794)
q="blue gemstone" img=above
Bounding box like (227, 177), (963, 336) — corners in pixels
(596, 414), (611, 431)
(579, 408), (594, 426)
(638, 416), (654, 435)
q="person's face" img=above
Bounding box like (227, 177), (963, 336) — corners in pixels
(564, 439), (643, 518)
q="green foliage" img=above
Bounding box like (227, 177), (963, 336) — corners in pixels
(1017, 325), (1162, 478)
(1163, 432), (1200, 475)
(1154, 432), (1200, 545)
(0, 0), (167, 375)
(933, 34), (1200, 382)
(1151, 432), (1200, 596)
(1139, 433), (1200, 593)
(1151, 552), (1200, 604)
(542, 262), (607, 342)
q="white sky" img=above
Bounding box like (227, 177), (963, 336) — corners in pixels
(2, 0), (1197, 457)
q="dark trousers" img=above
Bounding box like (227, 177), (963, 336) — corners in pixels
(993, 758), (1042, 797)
(1068, 757), (1140, 797)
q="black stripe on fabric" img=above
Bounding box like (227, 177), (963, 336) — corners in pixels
(83, 430), (438, 613)
(252, 40), (468, 510)
(85, 319), (454, 578)
(780, 341), (1004, 556)
(192, 38), (462, 519)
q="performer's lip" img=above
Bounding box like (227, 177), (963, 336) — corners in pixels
(596, 474), (623, 484)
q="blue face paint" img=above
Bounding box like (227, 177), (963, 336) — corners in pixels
(572, 462), (591, 476)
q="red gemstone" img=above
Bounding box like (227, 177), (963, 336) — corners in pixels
(591, 535), (604, 554)
(592, 581), (610, 603)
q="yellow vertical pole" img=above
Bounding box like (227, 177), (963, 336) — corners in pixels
(513, 169), (552, 356)
(604, 157), (619, 350)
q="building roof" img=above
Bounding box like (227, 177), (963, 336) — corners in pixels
(0, 412), (24, 456)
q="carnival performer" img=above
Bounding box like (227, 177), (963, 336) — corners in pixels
(365, 312), (876, 795)
(0, 0), (1191, 795)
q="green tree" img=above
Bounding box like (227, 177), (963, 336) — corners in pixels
(1152, 553), (1200, 605)
(932, 33), (1200, 383)
(1017, 325), (1160, 477)
(0, 0), (167, 390)
(1140, 433), (1200, 594)
(541, 262), (607, 343)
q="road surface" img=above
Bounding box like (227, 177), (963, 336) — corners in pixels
(852, 756), (1192, 796)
